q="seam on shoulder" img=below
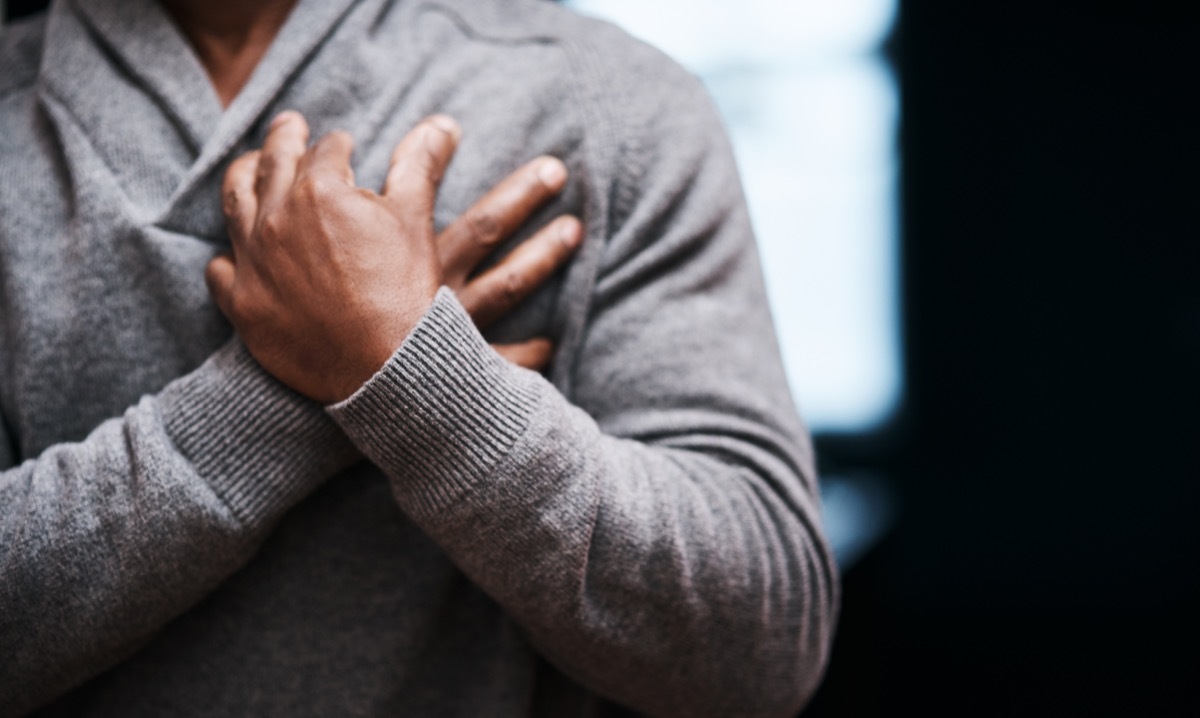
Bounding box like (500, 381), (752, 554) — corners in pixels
(412, 1), (561, 48)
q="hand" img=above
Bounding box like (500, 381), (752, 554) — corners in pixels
(435, 144), (583, 371)
(207, 112), (581, 404)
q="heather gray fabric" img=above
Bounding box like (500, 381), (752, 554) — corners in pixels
(0, 0), (838, 716)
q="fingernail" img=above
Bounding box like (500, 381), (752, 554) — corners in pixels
(559, 216), (583, 247)
(538, 157), (568, 189)
(428, 115), (461, 140)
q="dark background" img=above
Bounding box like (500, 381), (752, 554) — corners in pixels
(6, 0), (1198, 715)
(810, 2), (1199, 716)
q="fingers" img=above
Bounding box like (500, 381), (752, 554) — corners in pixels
(457, 215), (583, 329)
(297, 129), (356, 186)
(382, 115), (461, 218)
(255, 111), (310, 210)
(223, 150), (261, 247)
(492, 338), (555, 371)
(205, 254), (236, 319)
(438, 155), (569, 283)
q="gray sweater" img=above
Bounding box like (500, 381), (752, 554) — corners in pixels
(0, 0), (838, 716)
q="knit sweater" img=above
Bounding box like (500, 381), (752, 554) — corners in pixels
(0, 0), (837, 716)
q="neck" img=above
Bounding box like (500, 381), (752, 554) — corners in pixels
(161, 0), (299, 108)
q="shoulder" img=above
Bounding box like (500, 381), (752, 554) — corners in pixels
(417, 0), (714, 126)
(420, 0), (729, 214)
(0, 12), (47, 102)
(407, 0), (738, 281)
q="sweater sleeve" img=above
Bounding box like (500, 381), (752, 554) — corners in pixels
(0, 340), (359, 717)
(326, 64), (839, 718)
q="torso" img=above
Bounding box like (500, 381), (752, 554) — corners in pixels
(1, 1), (604, 713)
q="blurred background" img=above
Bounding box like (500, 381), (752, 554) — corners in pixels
(562, 2), (1198, 716)
(5, 0), (1198, 715)
(563, 2), (1197, 716)
(561, 2), (1200, 715)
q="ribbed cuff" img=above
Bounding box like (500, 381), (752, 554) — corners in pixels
(327, 288), (542, 520)
(159, 340), (360, 525)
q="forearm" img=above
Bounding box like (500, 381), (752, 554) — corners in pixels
(0, 341), (357, 716)
(330, 291), (836, 718)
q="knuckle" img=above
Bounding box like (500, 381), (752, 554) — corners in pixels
(296, 175), (337, 203)
(258, 148), (298, 177)
(222, 187), (241, 218)
(464, 210), (504, 247)
(500, 270), (525, 305)
(258, 210), (288, 243)
(256, 150), (277, 177)
(254, 162), (275, 192)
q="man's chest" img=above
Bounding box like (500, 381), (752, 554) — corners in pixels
(0, 111), (582, 461)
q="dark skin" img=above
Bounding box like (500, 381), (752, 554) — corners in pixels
(160, 0), (298, 107)
(208, 113), (583, 402)
(162, 0), (582, 387)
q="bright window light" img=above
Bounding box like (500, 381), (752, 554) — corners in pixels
(568, 0), (901, 434)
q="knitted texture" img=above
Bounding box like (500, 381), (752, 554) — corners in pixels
(0, 0), (838, 716)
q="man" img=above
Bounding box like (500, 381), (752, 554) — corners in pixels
(0, 0), (838, 715)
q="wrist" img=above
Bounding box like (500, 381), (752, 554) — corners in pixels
(329, 285), (440, 404)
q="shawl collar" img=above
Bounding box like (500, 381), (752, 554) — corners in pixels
(38, 0), (360, 225)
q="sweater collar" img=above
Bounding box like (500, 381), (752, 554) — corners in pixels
(39, 0), (361, 214)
